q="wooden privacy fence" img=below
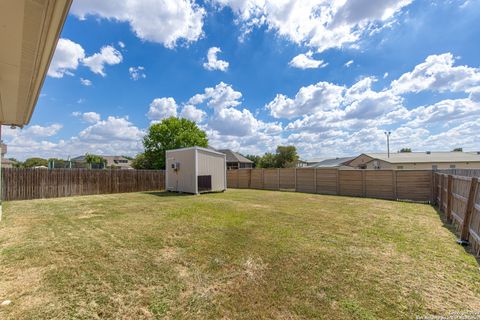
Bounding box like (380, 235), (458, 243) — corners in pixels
(434, 172), (480, 253)
(1, 168), (165, 201)
(227, 168), (433, 202)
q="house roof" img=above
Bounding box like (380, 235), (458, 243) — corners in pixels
(361, 152), (480, 164)
(308, 157), (356, 168)
(216, 149), (253, 163)
(71, 155), (130, 161)
(0, 1), (72, 126)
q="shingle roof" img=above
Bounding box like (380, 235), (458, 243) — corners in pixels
(216, 149), (253, 163)
(308, 157), (355, 168)
(364, 152), (480, 164)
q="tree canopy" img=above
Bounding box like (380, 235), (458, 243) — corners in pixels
(24, 158), (48, 168)
(399, 148), (412, 153)
(143, 117), (208, 169)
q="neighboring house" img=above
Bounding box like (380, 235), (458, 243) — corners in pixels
(71, 155), (133, 169)
(307, 157), (356, 168)
(296, 160), (309, 167)
(2, 158), (17, 168)
(348, 152), (480, 170)
(103, 156), (133, 169)
(216, 149), (253, 170)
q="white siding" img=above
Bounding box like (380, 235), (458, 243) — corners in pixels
(197, 149), (226, 192)
(166, 148), (196, 193)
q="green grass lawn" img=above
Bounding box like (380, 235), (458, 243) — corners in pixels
(0, 189), (479, 319)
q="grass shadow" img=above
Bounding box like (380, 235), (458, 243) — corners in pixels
(142, 191), (194, 198)
(433, 204), (480, 265)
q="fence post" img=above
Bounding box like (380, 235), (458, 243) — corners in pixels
(314, 168), (317, 193)
(446, 175), (453, 222)
(277, 168), (280, 190)
(336, 169), (340, 195)
(248, 169), (252, 189)
(237, 169), (240, 188)
(361, 170), (366, 198)
(294, 168), (297, 192)
(393, 170), (398, 200)
(460, 177), (478, 242)
(262, 169), (265, 190)
(439, 175), (445, 212)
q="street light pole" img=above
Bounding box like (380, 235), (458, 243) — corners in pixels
(384, 131), (391, 158)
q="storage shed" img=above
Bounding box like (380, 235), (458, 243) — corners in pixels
(166, 147), (227, 194)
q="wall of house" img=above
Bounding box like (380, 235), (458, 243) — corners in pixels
(365, 161), (480, 170)
(197, 149), (226, 192)
(166, 149), (196, 193)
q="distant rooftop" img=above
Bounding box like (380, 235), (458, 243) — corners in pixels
(364, 152), (480, 164)
(309, 157), (356, 168)
(216, 149), (253, 163)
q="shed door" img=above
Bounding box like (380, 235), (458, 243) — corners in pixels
(198, 175), (212, 192)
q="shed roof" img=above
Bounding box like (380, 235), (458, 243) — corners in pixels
(362, 152), (480, 164)
(216, 149), (253, 163)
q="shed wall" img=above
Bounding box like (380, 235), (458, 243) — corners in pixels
(197, 149), (226, 192)
(166, 149), (196, 193)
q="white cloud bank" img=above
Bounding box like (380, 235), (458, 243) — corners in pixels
(14, 52), (480, 160)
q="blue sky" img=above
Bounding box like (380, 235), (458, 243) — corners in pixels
(5, 0), (480, 160)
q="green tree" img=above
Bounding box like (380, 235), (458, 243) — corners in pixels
(48, 158), (66, 168)
(131, 153), (153, 170)
(143, 117), (208, 169)
(275, 146), (299, 168)
(258, 153), (277, 168)
(84, 154), (106, 169)
(24, 157), (48, 168)
(399, 148), (412, 153)
(245, 154), (261, 168)
(452, 147), (463, 152)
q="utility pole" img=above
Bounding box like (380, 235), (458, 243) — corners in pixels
(384, 131), (391, 158)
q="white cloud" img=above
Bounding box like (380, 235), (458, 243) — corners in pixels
(188, 82), (242, 111)
(147, 97), (178, 122)
(118, 41), (125, 48)
(25, 124), (63, 137)
(71, 0), (205, 48)
(405, 98), (480, 128)
(289, 51), (327, 69)
(391, 53), (480, 94)
(209, 107), (258, 136)
(203, 47), (229, 71)
(80, 78), (92, 86)
(344, 60), (354, 67)
(180, 105), (206, 122)
(73, 111), (101, 124)
(129, 66), (146, 80)
(214, 0), (413, 52)
(83, 45), (123, 76)
(47, 39), (85, 78)
(79, 116), (143, 142)
(266, 81), (345, 119)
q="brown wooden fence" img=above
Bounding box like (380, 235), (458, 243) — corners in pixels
(434, 172), (480, 254)
(1, 168), (165, 201)
(227, 168), (433, 202)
